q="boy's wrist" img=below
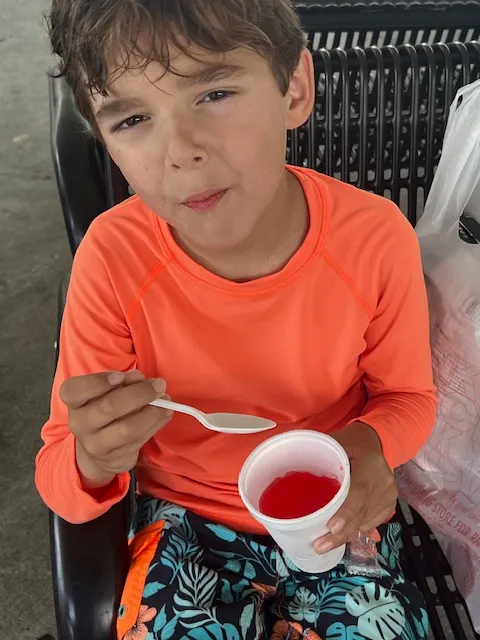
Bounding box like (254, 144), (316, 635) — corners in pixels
(332, 421), (383, 457)
(75, 439), (116, 490)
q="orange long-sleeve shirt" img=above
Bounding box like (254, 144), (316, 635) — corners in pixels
(36, 166), (436, 528)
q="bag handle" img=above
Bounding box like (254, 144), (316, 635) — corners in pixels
(416, 79), (480, 238)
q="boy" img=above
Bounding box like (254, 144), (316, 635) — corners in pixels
(37, 0), (436, 638)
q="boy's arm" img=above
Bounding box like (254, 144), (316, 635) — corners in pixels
(35, 229), (136, 524)
(348, 208), (437, 469)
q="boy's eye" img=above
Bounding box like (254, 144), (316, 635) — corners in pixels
(201, 90), (234, 104)
(114, 115), (148, 131)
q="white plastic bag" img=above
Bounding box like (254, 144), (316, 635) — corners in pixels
(396, 80), (480, 633)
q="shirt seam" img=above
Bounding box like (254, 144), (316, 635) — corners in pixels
(151, 170), (331, 298)
(322, 249), (375, 319)
(163, 247), (324, 298)
(124, 209), (176, 323)
(126, 259), (173, 324)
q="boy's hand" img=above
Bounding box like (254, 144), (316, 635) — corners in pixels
(60, 370), (172, 489)
(314, 422), (398, 554)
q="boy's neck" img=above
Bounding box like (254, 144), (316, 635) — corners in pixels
(172, 170), (309, 283)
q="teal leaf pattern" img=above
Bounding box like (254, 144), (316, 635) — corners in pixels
(211, 549), (235, 559)
(244, 561), (256, 580)
(220, 579), (234, 604)
(276, 554), (289, 579)
(316, 574), (369, 617)
(147, 562), (159, 576)
(224, 623), (241, 640)
(379, 523), (402, 572)
(134, 510), (427, 640)
(135, 498), (187, 534)
(187, 624), (223, 640)
(232, 579), (251, 596)
(225, 559), (242, 574)
(143, 581), (166, 598)
(288, 586), (317, 624)
(285, 553), (301, 572)
(160, 615), (179, 640)
(346, 582), (406, 640)
(239, 538), (278, 579)
(411, 609), (429, 638)
(212, 540), (277, 579)
(326, 622), (364, 639)
(205, 524), (238, 543)
(153, 604), (167, 633)
(161, 517), (202, 577)
(154, 502), (186, 529)
(173, 563), (219, 628)
(240, 601), (255, 637)
(402, 608), (429, 640)
(402, 619), (418, 640)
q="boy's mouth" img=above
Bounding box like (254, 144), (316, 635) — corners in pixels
(182, 188), (227, 213)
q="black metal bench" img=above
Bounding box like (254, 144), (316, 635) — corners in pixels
(297, 0), (480, 50)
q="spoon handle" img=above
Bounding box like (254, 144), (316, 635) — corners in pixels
(150, 398), (207, 425)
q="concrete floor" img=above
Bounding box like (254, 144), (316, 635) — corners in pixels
(0, 0), (70, 636)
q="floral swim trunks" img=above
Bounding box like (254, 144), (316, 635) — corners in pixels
(117, 498), (429, 640)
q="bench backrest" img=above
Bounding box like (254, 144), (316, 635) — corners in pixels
(297, 0), (480, 49)
(49, 26), (480, 252)
(290, 42), (480, 224)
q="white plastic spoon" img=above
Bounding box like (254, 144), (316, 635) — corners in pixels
(149, 398), (276, 434)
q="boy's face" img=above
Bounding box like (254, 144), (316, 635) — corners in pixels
(91, 46), (314, 251)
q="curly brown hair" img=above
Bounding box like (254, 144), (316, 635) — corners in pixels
(47, 0), (307, 124)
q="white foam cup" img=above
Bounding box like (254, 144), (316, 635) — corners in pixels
(239, 430), (350, 573)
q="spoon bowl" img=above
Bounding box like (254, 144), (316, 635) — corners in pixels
(150, 398), (276, 434)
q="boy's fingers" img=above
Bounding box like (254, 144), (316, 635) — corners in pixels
(123, 369), (146, 384)
(315, 501), (395, 554)
(314, 482), (368, 554)
(99, 404), (172, 454)
(329, 480), (368, 534)
(60, 371), (128, 408)
(360, 504), (397, 533)
(75, 378), (166, 432)
(61, 369), (147, 409)
(314, 512), (361, 554)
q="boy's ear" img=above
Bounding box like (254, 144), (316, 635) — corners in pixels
(286, 48), (315, 131)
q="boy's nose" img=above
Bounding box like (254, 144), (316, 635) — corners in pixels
(170, 155), (203, 170)
(165, 119), (207, 170)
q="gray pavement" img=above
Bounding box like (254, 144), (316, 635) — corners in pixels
(0, 0), (70, 636)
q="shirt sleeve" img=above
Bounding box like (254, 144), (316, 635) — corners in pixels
(349, 208), (437, 469)
(35, 226), (135, 524)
